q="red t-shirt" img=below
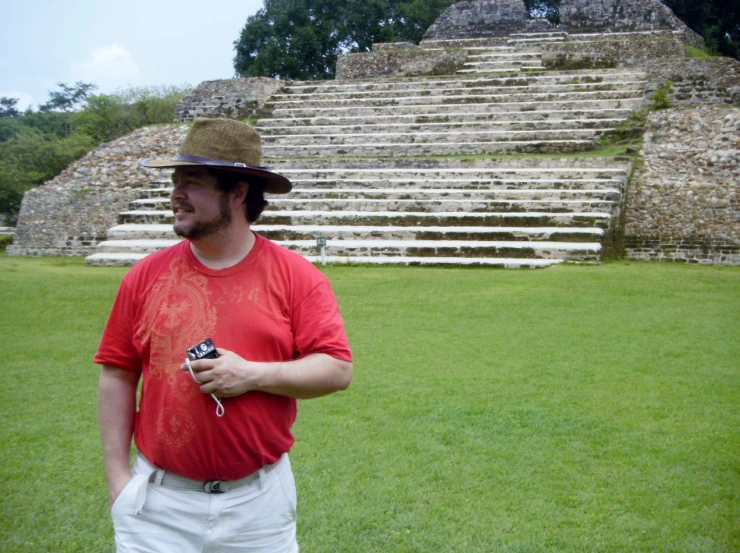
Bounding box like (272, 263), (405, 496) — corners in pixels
(94, 234), (352, 480)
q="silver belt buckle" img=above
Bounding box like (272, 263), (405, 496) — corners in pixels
(204, 480), (225, 494)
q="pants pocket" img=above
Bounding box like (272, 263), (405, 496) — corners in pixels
(276, 456), (298, 515)
(111, 472), (149, 518)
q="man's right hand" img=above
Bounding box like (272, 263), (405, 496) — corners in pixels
(108, 471), (134, 505)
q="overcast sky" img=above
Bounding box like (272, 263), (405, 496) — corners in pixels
(0, 0), (265, 110)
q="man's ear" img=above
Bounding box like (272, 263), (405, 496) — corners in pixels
(233, 180), (249, 207)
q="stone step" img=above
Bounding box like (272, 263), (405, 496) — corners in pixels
(262, 139), (597, 157)
(259, 109), (635, 128)
(420, 39), (516, 49)
(262, 128), (612, 147)
(275, 239), (601, 262)
(257, 118), (623, 136)
(133, 188), (621, 209)
(278, 187), (622, 200)
(255, 225), (603, 243)
(257, 210), (611, 229)
(272, 82), (644, 103)
(111, 209), (611, 229)
(509, 32), (569, 39)
(270, 98), (645, 119)
(269, 89), (640, 110)
(459, 60), (545, 70)
(119, 195), (616, 225)
(298, 256), (563, 268)
(273, 82), (645, 104)
(281, 71), (647, 93)
(467, 52), (542, 59)
(507, 36), (566, 44)
(268, 167), (630, 182)
(92, 236), (601, 261)
(281, 180), (625, 191)
(137, 180), (624, 201)
(96, 239), (180, 254)
(84, 250), (564, 269)
(105, 223), (603, 243)
(86, 253), (151, 267)
(568, 31), (679, 43)
(269, 198), (616, 213)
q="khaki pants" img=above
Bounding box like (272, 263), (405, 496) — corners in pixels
(111, 453), (298, 553)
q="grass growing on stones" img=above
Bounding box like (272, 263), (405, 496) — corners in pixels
(1, 256), (738, 553)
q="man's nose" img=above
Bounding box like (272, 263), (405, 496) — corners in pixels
(171, 179), (186, 199)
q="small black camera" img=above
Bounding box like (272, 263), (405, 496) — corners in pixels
(187, 338), (220, 361)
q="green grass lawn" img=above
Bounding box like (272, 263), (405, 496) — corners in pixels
(1, 256), (738, 553)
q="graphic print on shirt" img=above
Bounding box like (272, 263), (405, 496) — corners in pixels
(135, 256), (218, 453)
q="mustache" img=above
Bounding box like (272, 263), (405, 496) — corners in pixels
(172, 202), (194, 212)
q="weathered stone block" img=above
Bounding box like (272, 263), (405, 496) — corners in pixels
(336, 48), (469, 80)
(174, 77), (283, 122)
(424, 0), (528, 40)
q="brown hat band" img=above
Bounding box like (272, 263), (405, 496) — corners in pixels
(175, 154), (272, 172)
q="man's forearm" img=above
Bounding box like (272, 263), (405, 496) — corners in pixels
(98, 365), (140, 502)
(260, 353), (353, 399)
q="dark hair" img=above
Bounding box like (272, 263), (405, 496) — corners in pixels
(209, 169), (269, 223)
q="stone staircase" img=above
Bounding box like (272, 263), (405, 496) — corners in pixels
(85, 40), (643, 268)
(259, 68), (646, 157)
(507, 31), (568, 46)
(85, 158), (631, 268)
(456, 47), (545, 73)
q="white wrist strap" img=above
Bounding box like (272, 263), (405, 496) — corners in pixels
(184, 357), (225, 417)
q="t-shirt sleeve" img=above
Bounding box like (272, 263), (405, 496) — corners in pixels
(292, 278), (352, 362)
(93, 277), (142, 372)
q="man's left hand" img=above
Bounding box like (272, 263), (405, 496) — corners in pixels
(182, 349), (265, 398)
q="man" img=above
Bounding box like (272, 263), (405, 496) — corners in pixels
(95, 117), (353, 553)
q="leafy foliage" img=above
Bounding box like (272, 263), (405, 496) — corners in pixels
(233, 0), (457, 81)
(0, 83), (190, 223)
(524, 0), (560, 24)
(0, 97), (21, 118)
(651, 80), (674, 110)
(0, 127), (96, 219)
(661, 0), (739, 59)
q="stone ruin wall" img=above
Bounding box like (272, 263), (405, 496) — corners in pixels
(423, 0), (699, 40)
(560, 0), (688, 32)
(174, 77), (282, 122)
(7, 125), (188, 257)
(624, 108), (740, 265)
(424, 0), (528, 39)
(336, 44), (469, 80)
(645, 58), (740, 107)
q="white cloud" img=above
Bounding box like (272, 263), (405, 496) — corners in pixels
(71, 44), (139, 81)
(0, 91), (35, 111)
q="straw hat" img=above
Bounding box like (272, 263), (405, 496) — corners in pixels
(142, 118), (291, 194)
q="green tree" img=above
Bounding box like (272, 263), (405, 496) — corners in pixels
(233, 0), (457, 81)
(0, 83), (189, 222)
(661, 0), (739, 59)
(39, 81), (97, 136)
(0, 97), (21, 118)
(0, 127), (95, 222)
(72, 84), (190, 143)
(524, 0), (560, 24)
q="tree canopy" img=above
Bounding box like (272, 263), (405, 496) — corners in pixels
(662, 0), (739, 59)
(233, 0), (457, 81)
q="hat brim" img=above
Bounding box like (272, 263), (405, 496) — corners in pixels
(142, 158), (292, 194)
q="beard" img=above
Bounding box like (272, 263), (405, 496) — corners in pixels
(173, 193), (233, 240)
